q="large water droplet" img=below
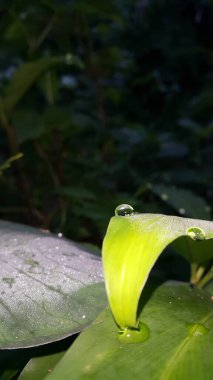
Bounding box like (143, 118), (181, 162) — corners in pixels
(187, 322), (209, 337)
(115, 204), (134, 217)
(186, 227), (205, 241)
(118, 322), (150, 344)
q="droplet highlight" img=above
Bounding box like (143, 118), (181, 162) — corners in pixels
(179, 208), (186, 215)
(186, 227), (206, 241)
(161, 193), (169, 200)
(118, 322), (150, 344)
(115, 204), (134, 217)
(187, 323), (209, 337)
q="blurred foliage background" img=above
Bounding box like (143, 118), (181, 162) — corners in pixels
(0, 0), (212, 245)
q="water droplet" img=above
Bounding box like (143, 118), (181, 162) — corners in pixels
(205, 206), (211, 212)
(65, 53), (73, 64)
(179, 208), (186, 215)
(115, 204), (134, 217)
(118, 322), (150, 344)
(161, 193), (169, 200)
(186, 227), (205, 241)
(187, 323), (209, 337)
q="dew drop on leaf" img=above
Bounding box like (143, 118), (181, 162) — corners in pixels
(186, 227), (206, 241)
(187, 323), (209, 337)
(118, 322), (150, 344)
(115, 204), (134, 217)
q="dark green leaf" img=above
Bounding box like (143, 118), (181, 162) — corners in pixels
(151, 184), (211, 220)
(18, 352), (65, 380)
(1, 57), (62, 113)
(13, 110), (45, 143)
(0, 350), (31, 380)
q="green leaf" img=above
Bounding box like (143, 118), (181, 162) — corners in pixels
(150, 184), (211, 220)
(1, 57), (62, 113)
(0, 153), (23, 175)
(13, 110), (45, 143)
(42, 284), (213, 380)
(0, 220), (106, 348)
(102, 208), (213, 328)
(204, 280), (213, 296)
(18, 352), (65, 380)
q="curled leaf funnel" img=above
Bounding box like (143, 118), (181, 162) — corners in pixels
(102, 205), (213, 329)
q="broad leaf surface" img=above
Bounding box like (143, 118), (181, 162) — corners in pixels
(0, 220), (106, 348)
(204, 282), (213, 296)
(18, 352), (65, 380)
(102, 213), (213, 327)
(43, 284), (213, 380)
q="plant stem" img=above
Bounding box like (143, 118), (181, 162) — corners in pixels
(0, 100), (43, 224)
(196, 266), (213, 289)
(190, 263), (206, 287)
(190, 263), (199, 285)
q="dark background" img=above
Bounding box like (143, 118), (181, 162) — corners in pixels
(0, 0), (212, 246)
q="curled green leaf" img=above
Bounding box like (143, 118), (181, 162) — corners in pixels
(102, 206), (213, 329)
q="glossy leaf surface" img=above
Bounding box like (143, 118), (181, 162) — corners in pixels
(0, 220), (106, 348)
(43, 284), (213, 380)
(102, 212), (213, 328)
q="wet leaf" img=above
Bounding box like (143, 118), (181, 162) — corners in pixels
(43, 284), (213, 380)
(102, 210), (213, 328)
(0, 220), (106, 348)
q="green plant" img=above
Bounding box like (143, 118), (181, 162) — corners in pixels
(0, 204), (213, 379)
(0, 0), (212, 241)
(0, 153), (23, 176)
